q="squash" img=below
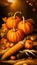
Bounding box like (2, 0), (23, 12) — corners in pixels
(18, 17), (34, 35)
(6, 16), (17, 29)
(24, 40), (33, 49)
(6, 11), (22, 29)
(7, 28), (24, 43)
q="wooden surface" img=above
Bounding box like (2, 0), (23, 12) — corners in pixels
(0, 59), (37, 65)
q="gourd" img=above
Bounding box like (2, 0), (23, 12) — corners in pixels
(6, 11), (22, 29)
(24, 40), (33, 49)
(7, 28), (24, 43)
(18, 17), (34, 35)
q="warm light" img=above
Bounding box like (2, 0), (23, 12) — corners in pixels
(8, 0), (16, 3)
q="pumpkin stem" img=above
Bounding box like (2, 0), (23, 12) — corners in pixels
(22, 16), (25, 23)
(8, 12), (13, 17)
(13, 27), (16, 32)
(14, 11), (22, 19)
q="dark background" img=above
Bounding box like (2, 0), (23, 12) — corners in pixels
(0, 0), (37, 28)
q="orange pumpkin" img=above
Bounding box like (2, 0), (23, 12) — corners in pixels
(7, 28), (24, 43)
(18, 17), (34, 35)
(6, 11), (22, 29)
(2, 17), (7, 23)
(24, 40), (33, 49)
(6, 16), (17, 29)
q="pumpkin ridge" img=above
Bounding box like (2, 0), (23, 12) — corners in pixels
(25, 23), (30, 34)
(14, 32), (17, 42)
(17, 30), (24, 40)
(27, 22), (34, 33)
(24, 24), (27, 34)
(16, 32), (20, 42)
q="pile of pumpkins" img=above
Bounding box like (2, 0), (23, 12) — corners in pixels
(0, 11), (34, 49)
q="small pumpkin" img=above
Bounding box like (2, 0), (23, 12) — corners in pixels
(18, 17), (34, 35)
(7, 28), (24, 43)
(24, 40), (33, 49)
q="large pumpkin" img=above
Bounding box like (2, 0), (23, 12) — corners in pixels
(18, 17), (34, 35)
(7, 28), (24, 43)
(6, 11), (22, 29)
(6, 16), (17, 29)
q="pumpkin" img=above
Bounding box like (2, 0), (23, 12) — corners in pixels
(2, 17), (7, 23)
(6, 11), (22, 29)
(18, 17), (34, 35)
(24, 40), (33, 49)
(6, 16), (17, 29)
(7, 28), (24, 43)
